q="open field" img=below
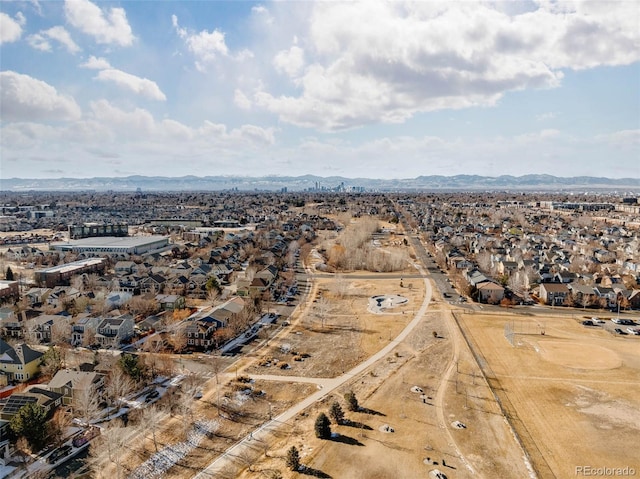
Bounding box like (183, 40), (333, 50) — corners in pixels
(243, 276), (424, 379)
(457, 310), (640, 479)
(236, 305), (531, 479)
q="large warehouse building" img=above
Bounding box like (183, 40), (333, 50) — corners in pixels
(50, 236), (170, 257)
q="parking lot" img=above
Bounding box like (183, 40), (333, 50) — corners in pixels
(581, 315), (640, 337)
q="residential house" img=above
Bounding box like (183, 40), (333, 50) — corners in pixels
(27, 314), (59, 343)
(155, 294), (185, 311)
(0, 339), (43, 383)
(71, 315), (101, 346)
(593, 286), (617, 309)
(555, 271), (578, 284)
(114, 261), (137, 275)
(255, 265), (278, 286)
(23, 287), (51, 307)
(497, 261), (518, 276)
(0, 281), (18, 302)
(104, 291), (132, 309)
(477, 282), (505, 304)
(0, 386), (62, 421)
(48, 369), (105, 406)
(539, 283), (570, 306)
(185, 321), (217, 349)
(138, 312), (166, 332)
(568, 284), (597, 307)
(465, 269), (490, 288)
(628, 290), (640, 310)
(0, 308), (21, 338)
(95, 314), (135, 347)
(46, 286), (81, 308)
(139, 274), (167, 294)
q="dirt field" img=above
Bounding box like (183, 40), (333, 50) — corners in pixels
(243, 276), (424, 379)
(456, 310), (640, 479)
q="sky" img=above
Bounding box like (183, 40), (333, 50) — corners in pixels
(0, 0), (639, 180)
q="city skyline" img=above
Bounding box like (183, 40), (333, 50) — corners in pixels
(1, 0), (639, 180)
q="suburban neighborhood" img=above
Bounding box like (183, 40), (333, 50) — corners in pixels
(0, 190), (638, 478)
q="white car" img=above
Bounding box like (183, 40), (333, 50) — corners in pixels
(626, 327), (640, 336)
(591, 317), (605, 324)
(611, 318), (622, 324)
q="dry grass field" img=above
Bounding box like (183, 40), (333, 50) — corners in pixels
(243, 276), (424, 379)
(456, 310), (640, 479)
(237, 305), (531, 479)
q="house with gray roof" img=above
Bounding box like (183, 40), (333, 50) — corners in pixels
(0, 339), (43, 383)
(48, 369), (105, 406)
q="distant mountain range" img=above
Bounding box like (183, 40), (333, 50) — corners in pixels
(1, 174), (640, 192)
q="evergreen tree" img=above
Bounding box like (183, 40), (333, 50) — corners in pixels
(5, 266), (14, 281)
(119, 353), (144, 382)
(344, 391), (359, 412)
(314, 413), (331, 439)
(329, 401), (344, 425)
(285, 445), (300, 471)
(10, 403), (49, 451)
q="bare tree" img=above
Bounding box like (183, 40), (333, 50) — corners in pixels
(74, 384), (102, 426)
(142, 337), (165, 378)
(315, 296), (330, 329)
(100, 419), (128, 479)
(105, 367), (134, 414)
(139, 405), (164, 453)
(169, 323), (188, 353)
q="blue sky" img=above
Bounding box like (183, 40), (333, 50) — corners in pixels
(1, 0), (639, 179)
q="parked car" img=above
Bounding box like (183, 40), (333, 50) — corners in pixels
(48, 445), (72, 464)
(145, 389), (160, 401)
(614, 328), (626, 335)
(582, 320), (596, 326)
(626, 327), (640, 335)
(591, 317), (605, 324)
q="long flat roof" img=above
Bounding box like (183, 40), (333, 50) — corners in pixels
(51, 236), (167, 248)
(37, 258), (105, 274)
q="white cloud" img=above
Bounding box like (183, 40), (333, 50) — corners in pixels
(0, 71), (81, 121)
(536, 112), (558, 121)
(171, 14), (187, 39)
(595, 130), (640, 149)
(251, 5), (274, 25)
(273, 45), (305, 78)
(27, 33), (50, 51)
(0, 12), (23, 44)
(254, 1), (640, 131)
(44, 26), (81, 53)
(85, 100), (274, 147)
(64, 0), (134, 46)
(173, 14), (257, 70)
(234, 89), (252, 110)
(95, 69), (167, 101)
(27, 26), (81, 53)
(80, 55), (112, 70)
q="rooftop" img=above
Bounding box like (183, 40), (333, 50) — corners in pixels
(51, 235), (167, 249)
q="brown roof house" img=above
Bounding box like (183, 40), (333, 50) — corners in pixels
(477, 282), (505, 304)
(48, 369), (105, 406)
(539, 283), (570, 306)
